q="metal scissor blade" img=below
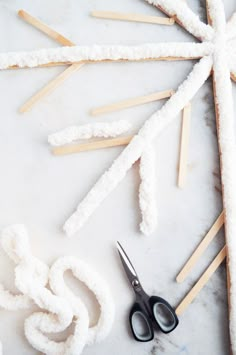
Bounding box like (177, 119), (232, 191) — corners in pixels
(117, 241), (139, 286)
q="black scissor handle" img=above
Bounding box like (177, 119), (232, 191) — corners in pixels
(129, 302), (154, 342)
(149, 296), (179, 334)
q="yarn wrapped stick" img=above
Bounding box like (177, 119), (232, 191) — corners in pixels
(48, 120), (131, 146)
(139, 144), (157, 235)
(63, 56), (212, 236)
(0, 43), (212, 70)
(145, 0), (214, 41)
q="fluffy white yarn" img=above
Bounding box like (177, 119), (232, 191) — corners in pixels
(145, 0), (214, 41)
(64, 55), (213, 237)
(48, 120), (131, 146)
(0, 225), (48, 311)
(0, 43), (213, 70)
(49, 257), (115, 345)
(0, 225), (114, 355)
(139, 144), (157, 235)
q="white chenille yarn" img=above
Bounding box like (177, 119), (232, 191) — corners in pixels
(48, 120), (131, 147)
(0, 225), (114, 355)
(64, 56), (213, 237)
(49, 256), (115, 345)
(139, 144), (157, 235)
(1, 0), (236, 352)
(0, 43), (213, 70)
(0, 224), (48, 311)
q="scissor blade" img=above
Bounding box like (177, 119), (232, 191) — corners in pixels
(117, 241), (138, 286)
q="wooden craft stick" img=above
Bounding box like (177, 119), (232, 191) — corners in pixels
(18, 10), (84, 112)
(91, 11), (174, 25)
(18, 10), (74, 46)
(176, 211), (224, 283)
(91, 90), (174, 116)
(178, 103), (191, 188)
(19, 63), (83, 113)
(175, 246), (227, 316)
(52, 135), (133, 156)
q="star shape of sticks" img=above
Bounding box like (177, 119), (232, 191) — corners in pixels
(1, 0), (236, 352)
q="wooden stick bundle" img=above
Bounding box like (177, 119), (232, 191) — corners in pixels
(176, 246), (226, 316)
(176, 211), (224, 283)
(18, 10), (84, 112)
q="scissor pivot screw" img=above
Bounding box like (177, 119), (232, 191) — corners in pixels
(132, 279), (139, 287)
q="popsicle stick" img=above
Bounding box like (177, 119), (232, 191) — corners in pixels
(19, 63), (83, 113)
(175, 246), (227, 316)
(91, 11), (174, 25)
(18, 10), (75, 46)
(91, 90), (174, 116)
(52, 135), (133, 156)
(18, 10), (84, 112)
(177, 103), (191, 188)
(176, 211), (224, 283)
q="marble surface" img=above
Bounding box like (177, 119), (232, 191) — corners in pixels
(0, 0), (235, 354)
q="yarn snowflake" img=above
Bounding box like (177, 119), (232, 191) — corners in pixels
(1, 0), (236, 352)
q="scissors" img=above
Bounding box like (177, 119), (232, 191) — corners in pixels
(117, 241), (179, 342)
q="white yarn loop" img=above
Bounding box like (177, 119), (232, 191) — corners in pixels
(0, 225), (114, 355)
(49, 256), (115, 345)
(0, 225), (48, 311)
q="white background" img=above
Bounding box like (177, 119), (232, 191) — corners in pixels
(0, 0), (235, 354)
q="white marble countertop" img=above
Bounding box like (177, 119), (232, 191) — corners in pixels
(0, 0), (235, 354)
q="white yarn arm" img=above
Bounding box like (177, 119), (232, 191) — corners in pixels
(226, 12), (236, 40)
(145, 0), (214, 41)
(211, 29), (236, 352)
(206, 0), (226, 32)
(64, 56), (213, 237)
(0, 43), (212, 69)
(48, 120), (131, 147)
(139, 144), (157, 235)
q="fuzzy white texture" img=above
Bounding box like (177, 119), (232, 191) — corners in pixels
(210, 5), (236, 352)
(49, 257), (115, 345)
(0, 342), (2, 355)
(227, 12), (236, 40)
(0, 43), (213, 70)
(64, 55), (213, 237)
(48, 120), (131, 147)
(228, 40), (236, 73)
(0, 225), (114, 355)
(139, 144), (157, 235)
(145, 0), (214, 41)
(63, 134), (146, 236)
(0, 225), (48, 311)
